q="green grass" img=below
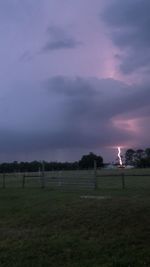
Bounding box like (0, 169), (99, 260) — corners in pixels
(0, 182), (150, 266)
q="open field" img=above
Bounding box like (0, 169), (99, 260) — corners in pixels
(0, 169), (150, 266)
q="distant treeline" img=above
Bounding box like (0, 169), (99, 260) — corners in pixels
(125, 148), (150, 167)
(0, 152), (103, 173)
(1, 148), (150, 173)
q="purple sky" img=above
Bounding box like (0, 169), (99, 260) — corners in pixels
(0, 0), (150, 162)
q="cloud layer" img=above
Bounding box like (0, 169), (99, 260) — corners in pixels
(42, 25), (81, 52)
(0, 0), (149, 162)
(102, 0), (150, 74)
(0, 76), (149, 161)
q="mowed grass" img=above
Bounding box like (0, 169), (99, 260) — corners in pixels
(0, 169), (150, 266)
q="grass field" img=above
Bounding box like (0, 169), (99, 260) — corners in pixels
(0, 169), (150, 266)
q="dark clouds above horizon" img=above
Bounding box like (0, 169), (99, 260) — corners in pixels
(0, 0), (149, 162)
(41, 25), (81, 52)
(102, 0), (150, 74)
(0, 76), (149, 161)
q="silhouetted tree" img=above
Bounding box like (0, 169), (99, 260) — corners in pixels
(79, 152), (103, 169)
(125, 149), (135, 165)
(145, 148), (150, 158)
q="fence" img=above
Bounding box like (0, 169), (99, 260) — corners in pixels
(96, 171), (150, 190)
(0, 169), (150, 190)
(0, 170), (96, 190)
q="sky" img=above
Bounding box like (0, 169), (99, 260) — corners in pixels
(0, 0), (150, 162)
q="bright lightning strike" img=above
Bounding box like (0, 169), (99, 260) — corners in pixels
(117, 147), (123, 166)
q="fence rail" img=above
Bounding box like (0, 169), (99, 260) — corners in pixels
(0, 171), (150, 190)
(0, 172), (96, 190)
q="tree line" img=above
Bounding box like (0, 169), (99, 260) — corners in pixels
(0, 152), (103, 173)
(0, 148), (150, 173)
(125, 148), (150, 167)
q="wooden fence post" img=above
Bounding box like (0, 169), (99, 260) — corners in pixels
(2, 173), (5, 189)
(59, 170), (62, 187)
(22, 175), (25, 188)
(41, 161), (45, 188)
(38, 167), (41, 177)
(94, 160), (98, 190)
(121, 173), (125, 190)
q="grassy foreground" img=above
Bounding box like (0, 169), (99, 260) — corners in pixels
(0, 187), (150, 267)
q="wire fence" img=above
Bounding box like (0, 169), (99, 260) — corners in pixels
(0, 170), (96, 190)
(0, 169), (150, 190)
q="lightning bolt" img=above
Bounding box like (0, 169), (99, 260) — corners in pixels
(117, 147), (123, 166)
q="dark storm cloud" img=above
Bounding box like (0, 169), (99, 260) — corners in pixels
(46, 76), (150, 119)
(42, 25), (81, 52)
(0, 76), (149, 160)
(43, 77), (150, 147)
(102, 0), (150, 74)
(45, 76), (94, 96)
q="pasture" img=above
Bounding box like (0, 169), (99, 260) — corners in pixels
(0, 169), (150, 266)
